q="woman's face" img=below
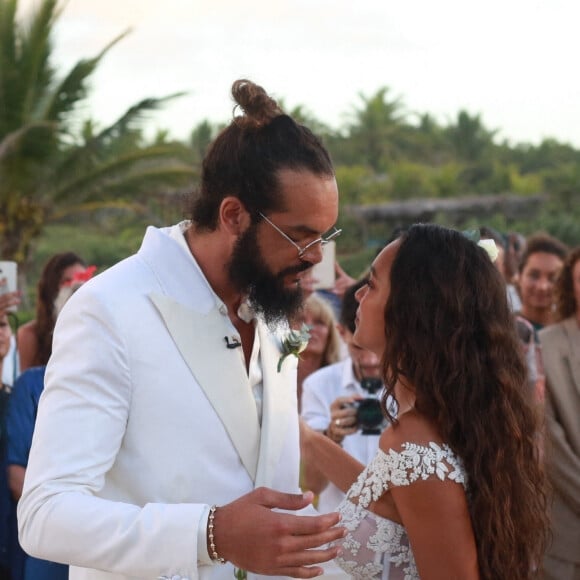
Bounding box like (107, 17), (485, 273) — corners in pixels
(518, 252), (563, 314)
(0, 313), (12, 362)
(354, 239), (400, 356)
(573, 259), (580, 313)
(59, 263), (87, 288)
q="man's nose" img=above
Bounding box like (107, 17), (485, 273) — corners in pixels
(300, 243), (324, 264)
(537, 278), (552, 291)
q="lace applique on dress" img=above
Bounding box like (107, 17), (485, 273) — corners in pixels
(334, 441), (467, 580)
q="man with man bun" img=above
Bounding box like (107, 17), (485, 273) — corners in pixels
(18, 80), (344, 580)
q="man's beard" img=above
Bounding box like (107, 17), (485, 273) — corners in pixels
(227, 224), (312, 327)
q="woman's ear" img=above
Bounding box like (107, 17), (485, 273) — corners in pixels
(218, 196), (251, 236)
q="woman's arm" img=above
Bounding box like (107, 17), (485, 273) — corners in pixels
(17, 321), (38, 372)
(381, 417), (480, 579)
(391, 478), (479, 579)
(299, 420), (365, 494)
(7, 465), (25, 501)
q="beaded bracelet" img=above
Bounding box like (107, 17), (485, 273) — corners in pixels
(208, 505), (226, 564)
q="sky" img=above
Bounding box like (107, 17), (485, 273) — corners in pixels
(18, 0), (580, 147)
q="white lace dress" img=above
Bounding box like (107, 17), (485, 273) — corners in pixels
(334, 441), (467, 579)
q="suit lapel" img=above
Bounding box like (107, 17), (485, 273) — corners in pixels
(562, 318), (580, 395)
(255, 322), (296, 488)
(149, 292), (260, 481)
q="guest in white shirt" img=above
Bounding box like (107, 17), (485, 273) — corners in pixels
(301, 278), (393, 514)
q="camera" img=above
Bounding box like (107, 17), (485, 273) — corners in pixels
(350, 377), (387, 436)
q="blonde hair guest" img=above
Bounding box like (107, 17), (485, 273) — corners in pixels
(295, 294), (342, 410)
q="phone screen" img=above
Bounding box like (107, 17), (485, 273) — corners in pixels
(0, 261), (18, 311)
(311, 242), (336, 290)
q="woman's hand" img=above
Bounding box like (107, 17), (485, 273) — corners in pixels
(0, 290), (20, 314)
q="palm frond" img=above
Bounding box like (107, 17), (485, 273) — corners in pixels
(50, 149), (194, 202)
(72, 164), (194, 202)
(41, 29), (131, 123)
(50, 199), (146, 221)
(19, 0), (59, 121)
(93, 93), (187, 144)
(0, 0), (20, 134)
(0, 120), (57, 161)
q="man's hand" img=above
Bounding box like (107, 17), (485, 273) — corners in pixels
(330, 262), (355, 299)
(324, 395), (360, 444)
(213, 487), (344, 578)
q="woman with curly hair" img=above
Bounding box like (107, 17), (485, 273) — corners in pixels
(301, 223), (548, 579)
(539, 246), (580, 580)
(17, 252), (87, 371)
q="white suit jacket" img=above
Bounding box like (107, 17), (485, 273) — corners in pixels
(17, 224), (314, 580)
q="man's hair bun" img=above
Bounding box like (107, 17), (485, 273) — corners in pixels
(231, 79), (284, 128)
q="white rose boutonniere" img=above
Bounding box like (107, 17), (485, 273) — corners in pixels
(462, 229), (499, 263)
(277, 324), (311, 372)
(477, 238), (499, 263)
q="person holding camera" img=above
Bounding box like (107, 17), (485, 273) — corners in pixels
(301, 279), (393, 515)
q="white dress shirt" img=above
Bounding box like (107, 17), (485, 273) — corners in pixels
(301, 358), (384, 514)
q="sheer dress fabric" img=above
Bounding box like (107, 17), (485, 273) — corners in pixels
(334, 441), (467, 579)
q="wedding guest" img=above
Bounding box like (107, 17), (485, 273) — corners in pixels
(505, 231), (527, 310)
(301, 224), (548, 579)
(18, 79), (344, 580)
(17, 252), (88, 372)
(539, 246), (580, 580)
(479, 226), (521, 311)
(295, 294), (343, 410)
(514, 233), (568, 400)
(515, 232), (568, 333)
(6, 266), (96, 580)
(0, 312), (13, 579)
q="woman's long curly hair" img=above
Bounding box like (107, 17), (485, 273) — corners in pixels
(34, 252), (86, 366)
(380, 224), (548, 579)
(555, 246), (580, 321)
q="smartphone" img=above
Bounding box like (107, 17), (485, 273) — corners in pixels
(311, 241), (336, 290)
(0, 261), (18, 312)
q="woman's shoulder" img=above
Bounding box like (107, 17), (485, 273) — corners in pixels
(377, 411), (466, 487)
(380, 409), (443, 450)
(17, 320), (37, 339)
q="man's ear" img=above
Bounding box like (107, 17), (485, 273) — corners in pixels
(218, 196), (251, 236)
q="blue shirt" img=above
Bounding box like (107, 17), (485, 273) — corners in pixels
(6, 367), (67, 580)
(6, 367), (45, 468)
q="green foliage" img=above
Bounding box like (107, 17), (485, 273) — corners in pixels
(389, 162), (437, 200)
(335, 165), (377, 205)
(342, 87), (406, 171)
(0, 0), (195, 271)
(4, 4), (578, 280)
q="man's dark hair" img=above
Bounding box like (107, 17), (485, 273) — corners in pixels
(339, 278), (368, 334)
(518, 232), (568, 273)
(187, 80), (334, 230)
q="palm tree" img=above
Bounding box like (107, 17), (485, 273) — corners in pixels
(344, 87), (407, 172)
(445, 110), (496, 163)
(0, 0), (194, 268)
